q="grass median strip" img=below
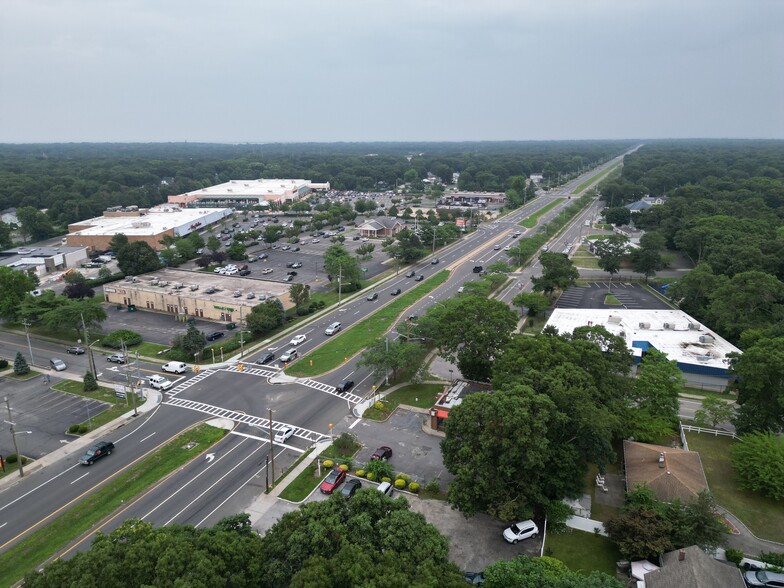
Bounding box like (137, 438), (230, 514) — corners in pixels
(520, 199), (564, 228)
(286, 270), (450, 377)
(572, 163), (620, 194)
(0, 423), (226, 587)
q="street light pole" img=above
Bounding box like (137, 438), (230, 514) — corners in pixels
(268, 408), (275, 489)
(4, 396), (23, 478)
(385, 337), (389, 386)
(22, 320), (35, 367)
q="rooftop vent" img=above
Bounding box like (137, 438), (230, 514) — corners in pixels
(638, 322), (651, 329)
(698, 335), (715, 345)
(688, 322), (701, 330)
(663, 322), (673, 330)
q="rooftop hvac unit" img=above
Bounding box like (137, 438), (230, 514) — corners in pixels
(131, 277), (139, 283)
(150, 278), (159, 285)
(173, 283), (184, 289)
(663, 323), (673, 330)
(159, 281), (168, 287)
(189, 284), (199, 291)
(688, 322), (701, 330)
(698, 335), (715, 345)
(696, 355), (712, 362)
(125, 275), (135, 281)
(638, 322), (651, 329)
(608, 315), (622, 324)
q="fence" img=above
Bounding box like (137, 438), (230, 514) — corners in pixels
(680, 422), (739, 450)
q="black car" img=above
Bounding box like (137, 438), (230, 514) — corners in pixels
(291, 237), (300, 244)
(335, 380), (354, 393)
(341, 478), (362, 500)
(414, 274), (424, 282)
(239, 269), (251, 276)
(390, 288), (401, 296)
(206, 331), (225, 341)
(473, 265), (483, 273)
(405, 270), (416, 278)
(353, 235), (361, 240)
(79, 441), (114, 465)
(257, 352), (276, 365)
(287, 271), (298, 276)
(367, 292), (378, 301)
(292, 246), (300, 252)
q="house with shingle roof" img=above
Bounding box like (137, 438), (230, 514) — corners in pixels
(357, 217), (405, 238)
(644, 545), (745, 588)
(623, 440), (708, 502)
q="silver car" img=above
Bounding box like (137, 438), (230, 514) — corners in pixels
(49, 358), (67, 371)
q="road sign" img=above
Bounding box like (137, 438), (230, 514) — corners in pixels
(113, 384), (127, 399)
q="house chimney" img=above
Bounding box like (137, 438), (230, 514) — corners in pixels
(678, 549), (685, 561)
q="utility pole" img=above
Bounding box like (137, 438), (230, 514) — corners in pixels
(268, 408), (275, 489)
(385, 337), (389, 386)
(121, 340), (138, 417)
(337, 263), (343, 306)
(135, 350), (144, 399)
(239, 305), (244, 358)
(4, 397), (23, 478)
(81, 313), (96, 377)
(432, 229), (436, 258)
(22, 320), (35, 367)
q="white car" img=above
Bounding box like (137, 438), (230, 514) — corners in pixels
(458, 286), (465, 293)
(324, 322), (342, 336)
(290, 334), (307, 346)
(148, 375), (173, 391)
(504, 246), (511, 251)
(161, 361), (187, 374)
(274, 426), (294, 444)
(280, 349), (298, 362)
(224, 268), (238, 275)
(503, 520), (539, 544)
(261, 268), (273, 275)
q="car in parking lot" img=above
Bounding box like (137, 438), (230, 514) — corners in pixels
(291, 246), (300, 252)
(341, 478), (362, 500)
(106, 354), (126, 364)
(745, 570), (784, 587)
(285, 275), (294, 282)
(290, 334), (307, 346)
(335, 380), (354, 393)
(280, 348), (298, 362)
(464, 572), (485, 585)
(273, 426), (294, 444)
(261, 268), (273, 275)
(162, 361), (187, 374)
(66, 346), (85, 355)
(405, 270), (416, 278)
(376, 481), (394, 497)
(256, 352), (276, 365)
(503, 520), (539, 544)
(148, 375), (173, 391)
(311, 238), (320, 244)
(286, 271), (298, 277)
(324, 322), (342, 336)
(291, 261), (302, 268)
(239, 269), (251, 276)
(320, 468), (347, 494)
(366, 292), (378, 301)
(281, 245), (291, 251)
(370, 446), (392, 460)
(206, 332), (224, 341)
(79, 440), (114, 465)
(390, 288), (401, 296)
(50, 358), (67, 371)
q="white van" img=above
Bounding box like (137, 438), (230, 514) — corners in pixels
(376, 481), (394, 497)
(161, 361), (188, 374)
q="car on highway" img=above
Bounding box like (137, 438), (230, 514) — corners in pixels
(335, 380), (354, 393)
(366, 292), (378, 301)
(504, 246), (511, 251)
(290, 334), (307, 346)
(206, 331), (225, 341)
(148, 375), (173, 391)
(274, 426), (294, 444)
(493, 245), (501, 250)
(745, 570), (784, 587)
(256, 352), (276, 365)
(405, 270), (416, 278)
(50, 358), (67, 371)
(261, 268), (273, 275)
(324, 322), (342, 336)
(66, 346), (85, 355)
(390, 288), (401, 296)
(162, 361), (187, 374)
(414, 274), (424, 282)
(473, 265), (483, 273)
(106, 354), (126, 364)
(370, 446), (392, 460)
(341, 478), (362, 500)
(280, 349), (298, 362)
(431, 257), (439, 264)
(503, 520), (539, 544)
(79, 441), (114, 465)
(320, 468), (347, 494)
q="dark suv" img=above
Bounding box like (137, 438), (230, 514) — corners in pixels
(335, 380), (355, 393)
(473, 266), (483, 273)
(79, 441), (115, 465)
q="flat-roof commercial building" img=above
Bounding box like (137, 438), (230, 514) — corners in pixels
(0, 245), (89, 278)
(103, 268), (294, 324)
(544, 309), (740, 390)
(168, 179), (328, 209)
(66, 206), (232, 252)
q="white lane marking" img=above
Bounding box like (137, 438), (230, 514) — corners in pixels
(349, 418), (362, 429)
(0, 464), (82, 513)
(70, 472), (89, 485)
(230, 430), (304, 453)
(139, 432), (156, 443)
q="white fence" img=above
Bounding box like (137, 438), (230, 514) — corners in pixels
(680, 422), (739, 450)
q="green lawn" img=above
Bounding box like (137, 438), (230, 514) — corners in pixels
(0, 424), (225, 587)
(51, 380), (134, 432)
(571, 164), (620, 194)
(686, 432), (784, 543)
(545, 529), (620, 576)
(584, 464), (622, 523)
(6, 370), (43, 380)
(278, 462), (321, 502)
(520, 199), (564, 228)
(604, 293), (621, 305)
(363, 384), (445, 421)
(286, 270), (450, 377)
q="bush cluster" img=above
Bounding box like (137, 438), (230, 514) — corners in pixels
(0, 358), (8, 369)
(322, 459), (334, 468)
(103, 329), (143, 349)
(408, 482), (420, 493)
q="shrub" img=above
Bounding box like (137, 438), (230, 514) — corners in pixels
(83, 371), (98, 392)
(0, 358), (8, 369)
(356, 469), (365, 478)
(425, 480), (441, 494)
(725, 548), (744, 566)
(366, 472), (375, 481)
(332, 432), (359, 456)
(396, 472), (412, 483)
(68, 424), (80, 434)
(545, 500), (574, 534)
(408, 482), (420, 493)
(78, 424), (89, 434)
(338, 464), (348, 471)
(381, 477), (392, 483)
(13, 351), (29, 376)
(373, 401), (385, 411)
(394, 479), (406, 489)
(6, 454), (18, 464)
(322, 459), (334, 468)
(103, 329), (143, 349)
(731, 432), (784, 500)
(364, 458), (393, 481)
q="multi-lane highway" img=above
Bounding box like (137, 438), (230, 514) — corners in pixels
(0, 150), (635, 556)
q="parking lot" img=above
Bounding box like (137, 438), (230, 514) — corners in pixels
(556, 281), (672, 310)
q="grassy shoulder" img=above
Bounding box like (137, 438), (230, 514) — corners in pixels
(572, 164), (620, 194)
(0, 423), (226, 587)
(520, 199), (564, 228)
(51, 380), (134, 433)
(685, 432), (784, 543)
(545, 529), (620, 576)
(363, 384), (445, 421)
(286, 270), (450, 377)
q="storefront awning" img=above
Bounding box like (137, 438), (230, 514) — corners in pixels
(436, 410), (449, 419)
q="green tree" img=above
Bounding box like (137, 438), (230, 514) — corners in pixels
(382, 229), (424, 263)
(731, 337), (784, 434)
(246, 299), (285, 337)
(226, 240), (246, 261)
(175, 324), (206, 359)
(43, 298), (107, 337)
(694, 397), (735, 429)
(357, 337), (423, 382)
(262, 225), (284, 248)
(174, 237), (197, 261)
(0, 221), (13, 249)
(606, 507), (674, 561)
(18, 290), (65, 325)
(0, 266), (38, 321)
(482, 555), (623, 588)
(16, 206), (54, 242)
(707, 271), (784, 342)
(116, 241), (161, 276)
(413, 297), (518, 381)
(531, 252), (579, 296)
(604, 206), (631, 226)
(206, 235), (222, 254)
(288, 283), (311, 310)
(13, 351), (29, 375)
(63, 281), (95, 299)
(668, 262), (724, 317)
(730, 432), (784, 500)
(108, 233), (129, 254)
(632, 231), (667, 281)
(323, 244), (362, 290)
(594, 234), (629, 283)
(186, 231), (205, 249)
(83, 371), (98, 392)
(97, 266), (113, 279)
(632, 348), (684, 427)
(513, 292), (550, 316)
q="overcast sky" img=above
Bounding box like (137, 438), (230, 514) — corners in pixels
(1, 0), (782, 143)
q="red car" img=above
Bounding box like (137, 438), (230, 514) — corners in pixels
(370, 446), (393, 460)
(320, 468), (347, 494)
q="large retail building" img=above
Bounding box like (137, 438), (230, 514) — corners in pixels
(168, 179), (329, 208)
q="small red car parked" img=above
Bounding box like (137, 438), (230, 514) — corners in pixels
(320, 468), (347, 494)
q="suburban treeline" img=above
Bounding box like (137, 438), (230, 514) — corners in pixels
(600, 140), (784, 434)
(0, 141), (629, 227)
